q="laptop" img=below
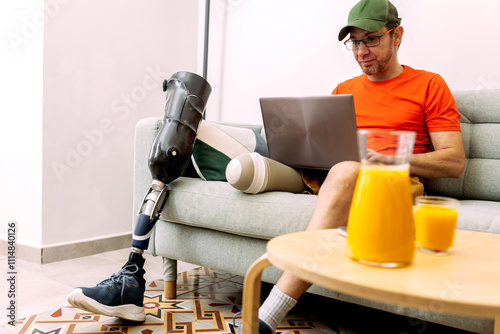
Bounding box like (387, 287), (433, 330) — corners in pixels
(259, 94), (359, 170)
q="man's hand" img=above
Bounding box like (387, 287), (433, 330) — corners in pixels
(366, 149), (395, 164)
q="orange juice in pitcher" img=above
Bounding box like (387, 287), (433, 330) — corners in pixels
(347, 130), (416, 268)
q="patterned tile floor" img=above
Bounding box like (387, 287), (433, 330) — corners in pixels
(1, 266), (475, 334)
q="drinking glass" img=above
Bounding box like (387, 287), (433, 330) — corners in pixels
(414, 196), (459, 255)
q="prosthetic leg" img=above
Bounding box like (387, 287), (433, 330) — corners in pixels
(68, 71), (211, 322)
(130, 70), (211, 294)
(131, 71), (211, 250)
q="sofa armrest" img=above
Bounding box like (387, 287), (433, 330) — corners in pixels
(132, 118), (265, 227)
(133, 117), (163, 229)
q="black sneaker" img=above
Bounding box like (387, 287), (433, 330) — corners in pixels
(232, 312), (274, 334)
(68, 260), (146, 322)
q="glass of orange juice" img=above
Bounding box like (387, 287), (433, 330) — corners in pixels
(347, 130), (416, 268)
(414, 196), (459, 255)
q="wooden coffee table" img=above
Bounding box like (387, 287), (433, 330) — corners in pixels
(241, 229), (500, 333)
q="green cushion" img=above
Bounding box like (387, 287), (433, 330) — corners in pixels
(191, 121), (269, 181)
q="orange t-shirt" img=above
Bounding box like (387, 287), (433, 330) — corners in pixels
(331, 66), (461, 154)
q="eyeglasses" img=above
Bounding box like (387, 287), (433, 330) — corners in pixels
(344, 27), (396, 50)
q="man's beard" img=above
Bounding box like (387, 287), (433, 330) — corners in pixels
(359, 47), (394, 75)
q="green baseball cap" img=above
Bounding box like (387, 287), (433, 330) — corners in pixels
(338, 0), (402, 41)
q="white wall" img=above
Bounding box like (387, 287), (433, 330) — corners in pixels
(0, 0), (202, 250)
(0, 0), (44, 247)
(41, 0), (202, 246)
(206, 0), (500, 124)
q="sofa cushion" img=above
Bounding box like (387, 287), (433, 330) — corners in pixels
(159, 178), (500, 241)
(160, 177), (317, 240)
(191, 121), (269, 181)
(456, 200), (500, 233)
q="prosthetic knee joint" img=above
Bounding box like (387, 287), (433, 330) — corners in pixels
(131, 71), (211, 252)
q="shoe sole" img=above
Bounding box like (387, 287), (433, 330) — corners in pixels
(68, 288), (146, 322)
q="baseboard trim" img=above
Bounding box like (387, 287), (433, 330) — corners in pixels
(0, 234), (132, 264)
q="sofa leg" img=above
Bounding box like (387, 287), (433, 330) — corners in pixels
(164, 280), (177, 299)
(162, 257), (178, 299)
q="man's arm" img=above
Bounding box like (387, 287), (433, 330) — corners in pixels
(410, 131), (465, 178)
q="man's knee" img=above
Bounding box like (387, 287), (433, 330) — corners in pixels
(315, 161), (360, 197)
(327, 160), (360, 183)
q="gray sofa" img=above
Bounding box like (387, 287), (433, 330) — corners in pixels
(133, 90), (500, 334)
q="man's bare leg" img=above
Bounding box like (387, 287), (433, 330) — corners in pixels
(258, 161), (360, 333)
(278, 161), (360, 297)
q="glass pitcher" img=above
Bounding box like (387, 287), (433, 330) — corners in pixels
(347, 129), (416, 268)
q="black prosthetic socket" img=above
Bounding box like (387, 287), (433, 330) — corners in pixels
(149, 71), (212, 183)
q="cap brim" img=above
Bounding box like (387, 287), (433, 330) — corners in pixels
(338, 19), (387, 41)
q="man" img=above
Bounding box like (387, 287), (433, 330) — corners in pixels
(253, 0), (465, 333)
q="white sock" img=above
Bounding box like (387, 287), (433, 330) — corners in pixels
(258, 286), (297, 332)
